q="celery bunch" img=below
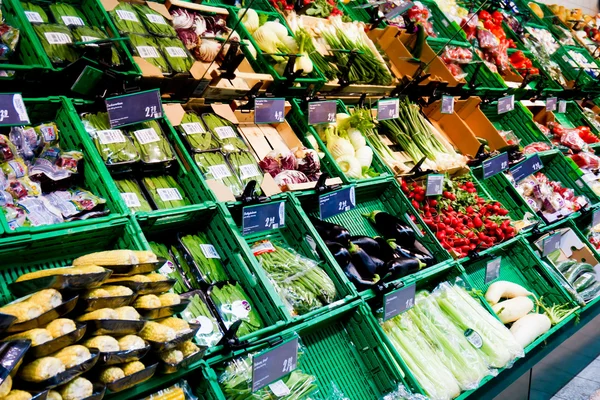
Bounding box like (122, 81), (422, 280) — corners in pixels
(210, 282), (264, 338)
(142, 175), (190, 209)
(194, 152), (243, 197)
(180, 232), (229, 284)
(129, 120), (175, 164)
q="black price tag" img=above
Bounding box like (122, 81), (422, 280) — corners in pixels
(308, 101), (337, 125)
(497, 95), (514, 115)
(242, 201), (286, 235)
(485, 257), (502, 284)
(384, 1), (414, 19)
(593, 208), (600, 228)
(255, 98), (285, 124)
(426, 174), (444, 196)
(441, 95), (454, 114)
(383, 284), (416, 321)
(483, 152), (509, 179)
(319, 186), (356, 219)
(546, 97), (557, 112)
(105, 89), (162, 128)
(252, 337), (299, 392)
(377, 98), (399, 121)
(510, 154), (543, 183)
(542, 233), (561, 257)
(558, 100), (567, 114)
(0, 94), (29, 126)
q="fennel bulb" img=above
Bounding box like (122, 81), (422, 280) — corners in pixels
(355, 146), (373, 168)
(239, 8), (259, 34)
(347, 127), (366, 150)
(326, 126), (354, 159)
(336, 155), (362, 178)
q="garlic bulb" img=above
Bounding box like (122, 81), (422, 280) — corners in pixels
(195, 39), (221, 62)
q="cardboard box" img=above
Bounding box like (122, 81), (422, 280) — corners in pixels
(453, 97), (509, 151)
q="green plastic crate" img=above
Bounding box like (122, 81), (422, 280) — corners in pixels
(288, 99), (393, 185)
(553, 100), (600, 141)
(294, 179), (453, 294)
(552, 46), (600, 87)
(0, 97), (126, 239)
(505, 48), (563, 92)
(481, 100), (552, 148)
(68, 99), (216, 226)
(197, 299), (410, 399)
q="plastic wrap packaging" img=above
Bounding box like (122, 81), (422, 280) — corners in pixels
(72, 26), (123, 67)
(141, 379), (197, 400)
(142, 175), (189, 209)
(227, 151), (263, 191)
(381, 384), (428, 400)
(114, 178), (153, 213)
(129, 120), (175, 164)
(9, 266), (112, 297)
(194, 152), (243, 197)
(177, 112), (218, 152)
(202, 114), (249, 152)
(24, 322), (87, 358)
(3, 292), (79, 333)
(81, 112), (140, 165)
(179, 292), (223, 347)
(179, 232), (228, 285)
(251, 240), (336, 316)
(209, 282), (263, 338)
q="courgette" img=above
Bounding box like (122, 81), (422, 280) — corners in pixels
(580, 281), (600, 302)
(557, 259), (576, 273)
(574, 272), (596, 292)
(564, 262), (595, 284)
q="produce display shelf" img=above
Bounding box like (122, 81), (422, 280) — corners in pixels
(505, 49), (564, 92)
(552, 45), (600, 88)
(552, 100), (600, 142)
(205, 0), (275, 12)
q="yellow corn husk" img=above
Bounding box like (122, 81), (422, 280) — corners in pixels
(99, 367), (125, 383)
(29, 289), (63, 312)
(77, 308), (118, 321)
(159, 317), (189, 334)
(52, 345), (91, 369)
(177, 341), (199, 357)
(103, 286), (133, 296)
(15, 266), (107, 282)
(46, 319), (76, 338)
(140, 322), (176, 342)
(108, 274), (151, 283)
(84, 288), (110, 298)
(115, 306), (140, 320)
(134, 295), (161, 309)
(59, 377), (93, 400)
(47, 390), (62, 400)
(73, 250), (138, 267)
(0, 375), (12, 398)
(0, 302), (44, 323)
(4, 390), (33, 400)
(146, 273), (167, 282)
(20, 357), (65, 382)
(6, 328), (53, 346)
(83, 335), (120, 353)
(118, 335), (146, 351)
(160, 349), (183, 364)
(158, 293), (180, 307)
(133, 251), (158, 263)
(122, 361), (145, 376)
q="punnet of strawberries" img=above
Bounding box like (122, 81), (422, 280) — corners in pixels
(401, 175), (516, 258)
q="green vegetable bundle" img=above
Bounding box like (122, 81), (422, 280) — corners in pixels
(134, 4), (176, 37)
(180, 232), (229, 284)
(228, 151), (263, 189)
(157, 37), (193, 73)
(72, 26), (122, 67)
(180, 294), (223, 347)
(178, 112), (218, 152)
(110, 2), (146, 35)
(114, 178), (152, 213)
(49, 2), (88, 27)
(194, 152), (243, 197)
(129, 33), (170, 73)
(149, 241), (187, 293)
(129, 119), (175, 163)
(81, 112), (139, 164)
(33, 24), (79, 64)
(210, 282), (264, 338)
(142, 174), (190, 209)
(20, 2), (49, 24)
(202, 113), (249, 152)
(252, 240), (336, 316)
(171, 245), (202, 290)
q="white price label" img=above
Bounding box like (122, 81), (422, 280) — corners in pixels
(80, 35), (101, 47)
(146, 13), (167, 24)
(165, 46), (187, 58)
(239, 164), (260, 180)
(24, 11), (43, 23)
(208, 164), (232, 179)
(200, 244), (220, 259)
(133, 128), (160, 145)
(44, 32), (72, 44)
(214, 126), (236, 139)
(121, 192), (141, 207)
(97, 129), (126, 144)
(157, 188), (183, 201)
(116, 9), (138, 22)
(136, 45), (160, 59)
(181, 122), (205, 135)
(62, 16), (84, 26)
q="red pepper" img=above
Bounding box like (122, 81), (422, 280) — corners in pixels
(478, 10), (492, 21)
(491, 10), (504, 25)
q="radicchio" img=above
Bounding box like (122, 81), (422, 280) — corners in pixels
(259, 155), (281, 178)
(177, 28), (198, 49)
(293, 147), (320, 177)
(171, 8), (194, 29)
(274, 170), (309, 187)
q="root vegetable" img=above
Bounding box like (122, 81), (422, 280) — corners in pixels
(510, 313), (551, 347)
(485, 281), (533, 305)
(492, 297), (534, 324)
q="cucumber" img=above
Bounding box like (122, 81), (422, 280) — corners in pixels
(564, 263), (595, 284)
(580, 281), (600, 302)
(557, 259), (577, 273)
(574, 272), (596, 292)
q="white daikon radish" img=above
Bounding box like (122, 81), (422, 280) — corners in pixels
(492, 297), (534, 324)
(510, 313), (551, 348)
(485, 281), (534, 305)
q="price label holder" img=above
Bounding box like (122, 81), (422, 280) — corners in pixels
(483, 152), (509, 179)
(252, 336), (299, 392)
(542, 233), (561, 257)
(426, 174), (444, 196)
(383, 284), (416, 321)
(319, 186), (356, 219)
(255, 98), (285, 124)
(0, 94), (29, 126)
(105, 89), (162, 128)
(484, 257), (502, 284)
(441, 95), (454, 114)
(558, 100), (567, 114)
(242, 201), (286, 235)
(546, 97), (557, 112)
(384, 0), (414, 19)
(592, 207), (600, 228)
(377, 98), (399, 121)
(308, 100), (337, 125)
(510, 154), (543, 183)
(497, 95), (514, 115)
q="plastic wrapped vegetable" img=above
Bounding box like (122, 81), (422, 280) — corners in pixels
(20, 2), (49, 24)
(180, 294), (223, 347)
(180, 232), (229, 284)
(129, 120), (175, 164)
(149, 241), (187, 293)
(157, 37), (194, 73)
(129, 34), (170, 74)
(134, 4), (176, 37)
(81, 112), (140, 165)
(228, 151), (263, 189)
(170, 245), (201, 290)
(72, 26), (122, 67)
(202, 113), (248, 152)
(251, 240), (336, 316)
(142, 175), (189, 209)
(210, 282), (263, 337)
(177, 112), (217, 151)
(110, 2), (146, 35)
(33, 24), (79, 65)
(194, 152), (243, 197)
(114, 178), (152, 213)
(49, 3), (88, 27)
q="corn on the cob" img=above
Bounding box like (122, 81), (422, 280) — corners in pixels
(86, 285), (132, 298)
(0, 302), (44, 323)
(134, 295), (161, 309)
(108, 274), (151, 283)
(123, 361), (145, 375)
(99, 367), (125, 383)
(4, 390), (32, 400)
(15, 265), (107, 282)
(20, 357), (65, 382)
(6, 328), (53, 346)
(159, 349), (183, 364)
(177, 341), (199, 357)
(73, 250), (138, 267)
(158, 293), (180, 306)
(77, 308), (118, 321)
(133, 251), (158, 264)
(146, 272), (168, 282)
(52, 345), (91, 368)
(0, 375), (12, 398)
(47, 391), (61, 400)
(45, 319), (76, 338)
(84, 335), (119, 353)
(58, 377), (93, 400)
(140, 321), (176, 342)
(115, 306), (141, 320)
(159, 317), (189, 334)
(118, 335), (145, 351)
(30, 289), (63, 312)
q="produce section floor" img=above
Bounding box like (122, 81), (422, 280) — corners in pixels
(551, 356), (600, 400)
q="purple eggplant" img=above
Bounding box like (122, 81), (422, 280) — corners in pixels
(344, 262), (378, 291)
(374, 237), (399, 262)
(349, 243), (379, 279)
(364, 210), (415, 244)
(350, 236), (380, 256)
(385, 256), (423, 279)
(325, 240), (351, 267)
(309, 216), (351, 247)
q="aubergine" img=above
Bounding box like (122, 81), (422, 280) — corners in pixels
(411, 240), (435, 261)
(386, 256), (422, 279)
(309, 216), (351, 247)
(343, 262), (378, 291)
(350, 236), (380, 256)
(364, 211), (415, 244)
(325, 241), (351, 267)
(374, 237), (399, 263)
(349, 243), (378, 279)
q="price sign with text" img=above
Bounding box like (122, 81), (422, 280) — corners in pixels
(546, 97), (557, 112)
(497, 95), (514, 114)
(510, 154), (543, 183)
(543, 233), (561, 257)
(308, 101), (337, 125)
(558, 100), (567, 114)
(483, 152), (509, 179)
(426, 174), (444, 196)
(0, 94), (29, 126)
(377, 98), (399, 121)
(485, 257), (502, 284)
(105, 89), (162, 128)
(252, 337), (299, 392)
(384, 1), (414, 19)
(441, 95), (454, 114)
(319, 186), (356, 219)
(384, 284), (416, 321)
(242, 201), (286, 235)
(255, 98), (285, 124)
